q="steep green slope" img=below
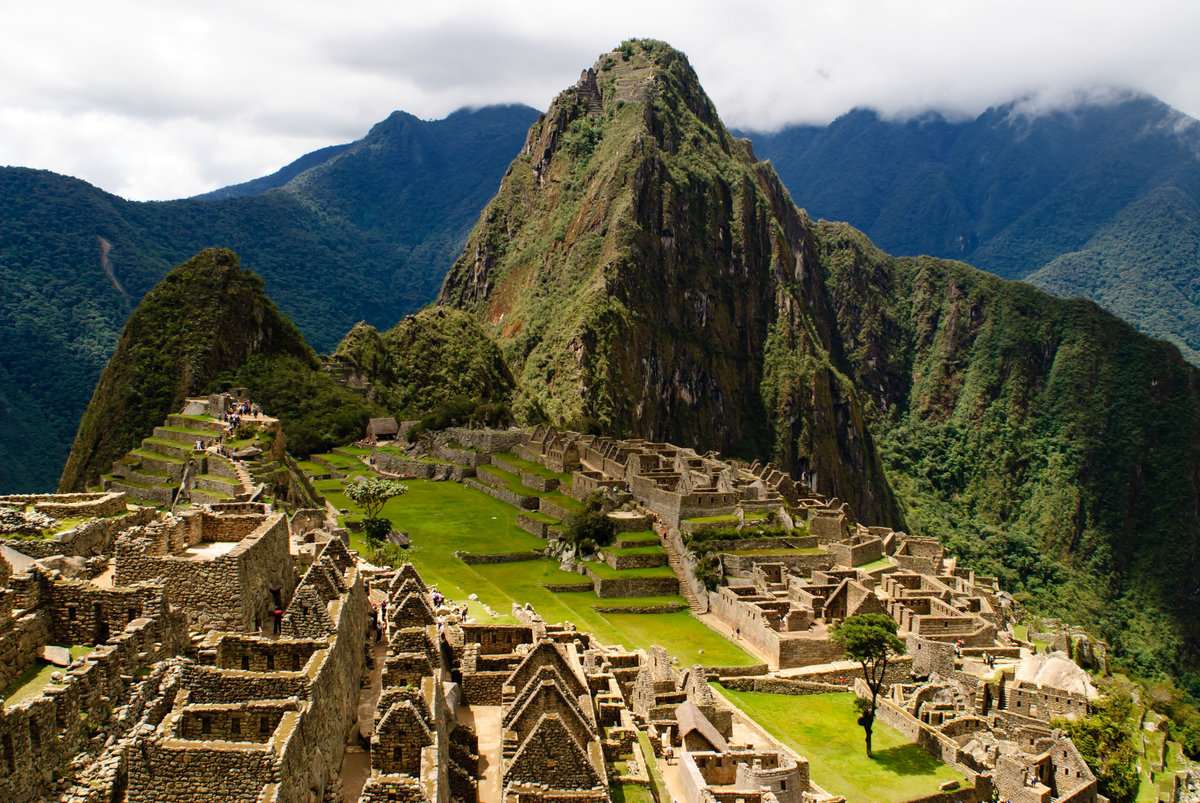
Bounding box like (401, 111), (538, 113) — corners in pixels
(1027, 185), (1200, 363)
(740, 98), (1200, 364)
(0, 104), (538, 493)
(334, 308), (515, 416)
(440, 40), (898, 526)
(818, 221), (1200, 679)
(59, 248), (375, 490)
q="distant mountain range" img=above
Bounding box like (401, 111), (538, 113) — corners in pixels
(0, 104), (539, 492)
(736, 94), (1200, 362)
(5, 85), (1200, 497)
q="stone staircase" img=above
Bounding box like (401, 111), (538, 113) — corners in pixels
(659, 526), (706, 614)
(103, 416), (232, 507)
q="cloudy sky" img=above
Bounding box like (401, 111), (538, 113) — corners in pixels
(2, 0), (1197, 200)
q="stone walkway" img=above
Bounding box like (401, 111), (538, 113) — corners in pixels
(460, 705), (502, 802)
(340, 640), (388, 802)
(658, 526), (705, 613)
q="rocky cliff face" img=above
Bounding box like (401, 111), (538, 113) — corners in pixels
(439, 40), (898, 526)
(59, 248), (316, 491)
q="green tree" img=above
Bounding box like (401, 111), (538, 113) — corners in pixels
(344, 477), (409, 540)
(829, 613), (906, 758)
(565, 492), (616, 549)
(1054, 687), (1138, 802)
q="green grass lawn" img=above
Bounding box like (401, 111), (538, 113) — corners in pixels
(615, 531), (660, 545)
(716, 688), (970, 802)
(495, 452), (575, 486)
(313, 452), (368, 470)
(685, 514), (739, 524)
(857, 557), (893, 572)
(606, 544), (665, 556)
(338, 478), (756, 667)
(2, 646), (93, 708)
(609, 783), (654, 802)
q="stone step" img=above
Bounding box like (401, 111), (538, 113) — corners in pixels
(191, 487), (235, 505)
(112, 463), (172, 487)
(166, 414), (228, 435)
(141, 437), (195, 460)
(152, 425), (220, 446)
(129, 449), (186, 481)
(103, 477), (175, 507)
(194, 473), (241, 495)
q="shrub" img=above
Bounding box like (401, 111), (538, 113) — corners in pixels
(693, 553), (722, 591)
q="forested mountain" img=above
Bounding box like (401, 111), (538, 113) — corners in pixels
(0, 104), (539, 493)
(440, 40), (1200, 685)
(737, 96), (1200, 362)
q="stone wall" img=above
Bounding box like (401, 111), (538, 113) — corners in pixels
(115, 513), (295, 632)
(434, 442), (491, 467)
(44, 577), (159, 646)
(719, 551), (832, 576)
(517, 514), (553, 539)
(445, 426), (527, 454)
(0, 609), (50, 693)
(456, 551), (542, 565)
(602, 550), (667, 570)
(0, 507), (155, 560)
(0, 492), (127, 519)
(718, 677), (850, 696)
(829, 537), (884, 568)
(584, 570), (678, 599)
(464, 479), (539, 510)
(871, 689), (982, 783)
(0, 614), (185, 803)
(275, 566), (369, 803)
(537, 496), (578, 522)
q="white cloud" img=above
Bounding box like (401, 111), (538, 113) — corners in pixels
(2, 0), (1198, 199)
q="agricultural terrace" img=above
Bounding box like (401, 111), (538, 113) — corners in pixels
(302, 457), (756, 668)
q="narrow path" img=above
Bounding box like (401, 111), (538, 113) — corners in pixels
(340, 641), (388, 802)
(232, 459), (255, 495)
(658, 526), (705, 613)
(461, 705), (502, 802)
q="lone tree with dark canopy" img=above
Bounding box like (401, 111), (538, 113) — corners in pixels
(344, 477), (408, 543)
(830, 613), (906, 758)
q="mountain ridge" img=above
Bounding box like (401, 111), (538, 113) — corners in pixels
(737, 94), (1200, 363)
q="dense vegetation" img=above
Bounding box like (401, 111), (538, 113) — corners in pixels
(0, 105), (538, 493)
(334, 308), (516, 417)
(817, 221), (1200, 690)
(60, 249), (379, 489)
(739, 97), (1200, 363)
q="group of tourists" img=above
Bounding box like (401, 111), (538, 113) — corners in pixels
(368, 599), (389, 642)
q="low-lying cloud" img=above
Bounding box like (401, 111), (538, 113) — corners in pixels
(1, 0), (1197, 199)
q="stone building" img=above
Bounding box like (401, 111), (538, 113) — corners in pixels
(125, 537), (368, 803)
(114, 506), (296, 632)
